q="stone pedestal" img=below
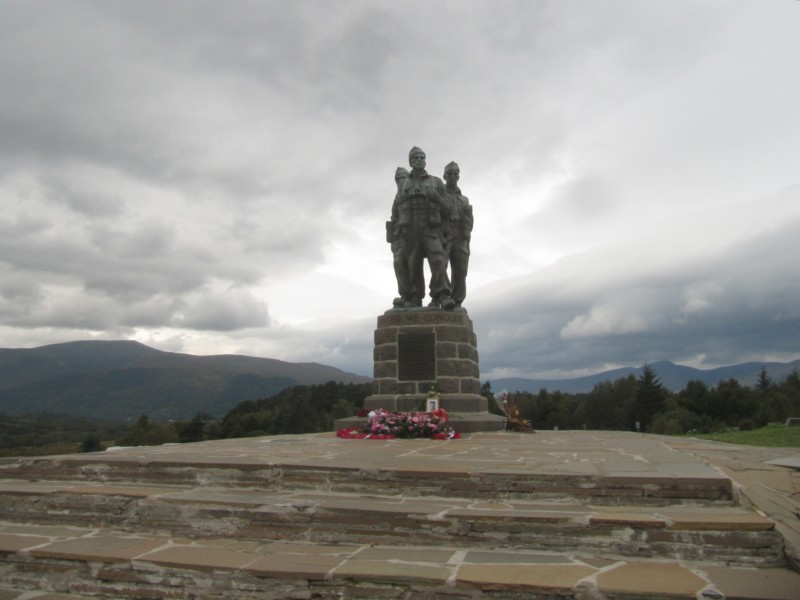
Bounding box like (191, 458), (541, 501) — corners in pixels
(355, 309), (504, 433)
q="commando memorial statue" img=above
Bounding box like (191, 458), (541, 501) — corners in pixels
(387, 146), (472, 312)
(334, 146), (504, 433)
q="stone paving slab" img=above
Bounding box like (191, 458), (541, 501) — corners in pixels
(0, 532), (50, 553)
(703, 565), (800, 600)
(0, 482), (67, 495)
(140, 544), (262, 571)
(765, 456), (800, 470)
(259, 541), (361, 555)
(0, 524), (94, 538)
(161, 488), (291, 506)
(463, 550), (573, 565)
(244, 552), (346, 580)
(351, 546), (456, 563)
(3, 526), (800, 598)
(595, 562), (709, 597)
(663, 510), (774, 531)
(1, 432), (728, 479)
(60, 484), (188, 498)
(456, 563), (598, 594)
(333, 558), (452, 585)
(29, 535), (168, 563)
(0, 594), (94, 600)
(588, 512), (668, 527)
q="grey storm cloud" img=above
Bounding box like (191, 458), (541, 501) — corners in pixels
(471, 189), (800, 378)
(1, 0), (799, 379)
(173, 287), (270, 331)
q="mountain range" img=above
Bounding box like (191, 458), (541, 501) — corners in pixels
(0, 340), (369, 421)
(2, 340), (797, 422)
(491, 359), (800, 395)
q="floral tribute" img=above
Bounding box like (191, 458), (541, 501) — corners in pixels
(495, 391), (535, 433)
(337, 408), (460, 440)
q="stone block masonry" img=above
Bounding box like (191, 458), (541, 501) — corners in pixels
(372, 310), (479, 397)
(361, 309), (505, 431)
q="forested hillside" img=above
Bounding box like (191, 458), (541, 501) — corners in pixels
(0, 341), (369, 420)
(115, 381), (372, 446)
(118, 364), (800, 447)
(6, 365), (799, 457)
(0, 413), (128, 456)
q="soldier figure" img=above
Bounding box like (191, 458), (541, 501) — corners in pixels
(387, 167), (410, 308)
(393, 147), (455, 309)
(442, 161), (473, 308)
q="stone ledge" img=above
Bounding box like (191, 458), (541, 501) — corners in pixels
(664, 511), (775, 531)
(4, 530), (800, 599)
(456, 563), (597, 593)
(1, 483), (782, 566)
(596, 562), (709, 596)
(29, 536), (168, 563)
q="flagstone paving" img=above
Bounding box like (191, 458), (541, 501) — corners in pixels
(0, 430), (798, 598)
(0, 431), (728, 477)
(665, 436), (800, 571)
(2, 526), (800, 598)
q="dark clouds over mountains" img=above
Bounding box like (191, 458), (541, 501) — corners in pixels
(1, 1), (798, 379)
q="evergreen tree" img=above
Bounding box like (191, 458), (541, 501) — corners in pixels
(582, 375), (636, 430)
(631, 364), (668, 432)
(116, 413), (179, 446)
(716, 378), (757, 425)
(677, 380), (715, 418)
(178, 413), (209, 443)
(79, 434), (103, 453)
(756, 367), (772, 392)
(481, 380), (504, 415)
(329, 398), (357, 424)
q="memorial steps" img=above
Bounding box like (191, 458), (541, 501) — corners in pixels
(0, 431), (798, 599)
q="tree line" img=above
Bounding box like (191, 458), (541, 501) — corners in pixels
(484, 365), (800, 434)
(115, 381), (372, 446)
(0, 413), (128, 456)
(10, 365), (797, 454)
(117, 364), (800, 448)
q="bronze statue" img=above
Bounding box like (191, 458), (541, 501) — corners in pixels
(442, 161), (473, 308)
(390, 147), (455, 310)
(387, 167), (410, 308)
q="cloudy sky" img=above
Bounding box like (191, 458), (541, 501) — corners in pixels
(2, 0), (799, 381)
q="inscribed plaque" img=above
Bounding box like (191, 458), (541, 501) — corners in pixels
(398, 331), (435, 381)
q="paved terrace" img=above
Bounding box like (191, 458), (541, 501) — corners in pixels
(1, 431), (799, 599)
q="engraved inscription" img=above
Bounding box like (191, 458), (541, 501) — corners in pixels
(378, 311), (465, 328)
(398, 331), (435, 381)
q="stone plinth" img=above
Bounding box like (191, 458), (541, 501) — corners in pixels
(362, 309), (504, 432)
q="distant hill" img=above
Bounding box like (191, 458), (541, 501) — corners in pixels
(491, 359), (800, 395)
(0, 341), (370, 421)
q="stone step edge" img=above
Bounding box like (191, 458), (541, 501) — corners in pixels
(0, 461), (734, 504)
(2, 529), (799, 599)
(0, 481), (767, 533)
(0, 484), (784, 569)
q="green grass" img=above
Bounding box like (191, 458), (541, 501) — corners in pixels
(0, 442), (82, 458)
(686, 423), (800, 448)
